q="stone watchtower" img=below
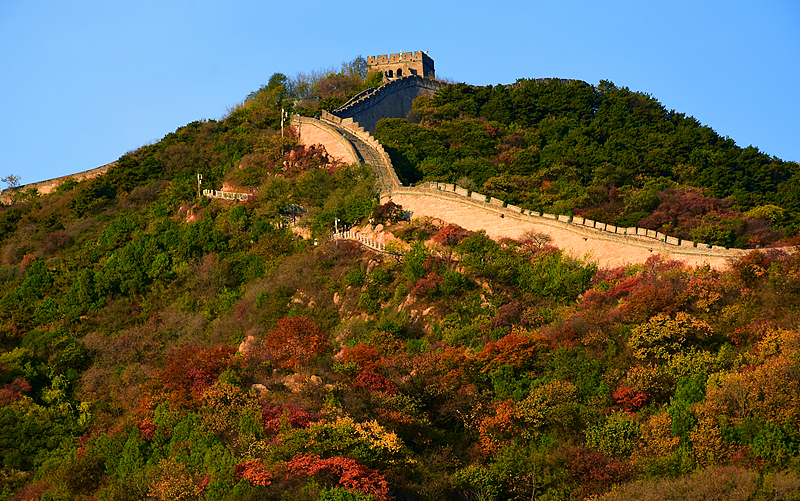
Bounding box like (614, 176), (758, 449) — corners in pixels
(367, 51), (435, 82)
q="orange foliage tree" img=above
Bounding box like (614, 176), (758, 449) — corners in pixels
(235, 458), (273, 487)
(477, 331), (550, 374)
(284, 453), (390, 501)
(263, 316), (329, 370)
(339, 343), (383, 372)
(433, 224), (473, 247)
(158, 345), (236, 408)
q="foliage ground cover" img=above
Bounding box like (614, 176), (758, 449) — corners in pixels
(1, 62), (800, 500)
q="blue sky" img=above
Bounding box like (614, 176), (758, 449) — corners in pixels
(1, 0), (798, 185)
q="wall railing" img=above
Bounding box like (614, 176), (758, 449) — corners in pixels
(202, 189), (251, 201)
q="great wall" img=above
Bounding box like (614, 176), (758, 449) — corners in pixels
(292, 72), (761, 269)
(1, 56), (778, 269)
(0, 161), (116, 204)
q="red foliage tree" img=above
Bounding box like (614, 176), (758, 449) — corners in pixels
(354, 370), (398, 395)
(477, 332), (550, 374)
(160, 345), (236, 408)
(731, 249), (790, 287)
(262, 403), (316, 434)
(371, 201), (405, 224)
(285, 453), (390, 501)
(235, 458), (274, 487)
(612, 384), (648, 413)
(263, 316), (329, 370)
(410, 344), (475, 393)
(368, 331), (405, 356)
(565, 447), (635, 498)
(411, 273), (443, 298)
(581, 256), (691, 325)
(0, 377), (31, 406)
(340, 343), (382, 372)
(433, 224), (473, 247)
(491, 302), (522, 329)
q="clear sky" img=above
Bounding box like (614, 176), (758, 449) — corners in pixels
(1, 0), (798, 185)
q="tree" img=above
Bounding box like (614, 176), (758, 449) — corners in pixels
(315, 74), (364, 101)
(159, 345), (236, 408)
(371, 201), (404, 224)
(433, 224), (473, 247)
(263, 316), (329, 370)
(341, 55), (368, 80)
(246, 72), (289, 110)
(1, 175), (20, 189)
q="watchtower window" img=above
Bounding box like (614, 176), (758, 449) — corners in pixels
(387, 69), (393, 78)
(396, 68), (403, 77)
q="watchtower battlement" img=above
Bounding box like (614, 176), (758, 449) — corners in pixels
(367, 51), (435, 82)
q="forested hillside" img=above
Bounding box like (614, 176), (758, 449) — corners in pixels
(1, 61), (800, 501)
(376, 80), (800, 248)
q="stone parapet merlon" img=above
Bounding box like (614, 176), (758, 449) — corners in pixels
(331, 230), (403, 257)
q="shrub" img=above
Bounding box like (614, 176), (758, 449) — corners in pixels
(432, 224), (472, 247)
(285, 453), (390, 501)
(343, 269), (366, 287)
(354, 370), (398, 395)
(585, 412), (640, 456)
(262, 403), (316, 435)
(371, 201), (404, 225)
(565, 447), (635, 498)
(159, 345), (236, 408)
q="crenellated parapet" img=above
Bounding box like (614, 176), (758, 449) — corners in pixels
(202, 189), (251, 201)
(380, 182), (792, 267)
(367, 51), (435, 81)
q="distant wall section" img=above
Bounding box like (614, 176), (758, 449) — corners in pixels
(329, 75), (447, 135)
(0, 161), (115, 204)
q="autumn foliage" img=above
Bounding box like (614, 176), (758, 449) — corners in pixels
(432, 224), (473, 247)
(263, 316), (329, 370)
(235, 458), (274, 487)
(285, 453), (390, 501)
(5, 73), (800, 501)
(159, 344), (236, 408)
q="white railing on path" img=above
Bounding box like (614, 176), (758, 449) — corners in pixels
(202, 189), (251, 201)
(331, 231), (404, 256)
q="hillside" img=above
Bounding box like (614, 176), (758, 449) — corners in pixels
(376, 79), (800, 249)
(1, 63), (800, 501)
